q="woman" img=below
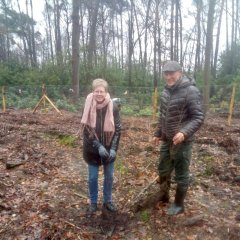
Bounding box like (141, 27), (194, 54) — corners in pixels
(81, 79), (121, 213)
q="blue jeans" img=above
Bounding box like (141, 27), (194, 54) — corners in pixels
(88, 162), (114, 204)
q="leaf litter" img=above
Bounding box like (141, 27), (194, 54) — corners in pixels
(0, 110), (239, 239)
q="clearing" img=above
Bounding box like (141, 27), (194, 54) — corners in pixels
(0, 109), (239, 240)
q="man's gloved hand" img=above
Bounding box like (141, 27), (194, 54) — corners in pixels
(98, 145), (109, 159)
(108, 149), (116, 162)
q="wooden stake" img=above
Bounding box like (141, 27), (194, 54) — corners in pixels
(2, 87), (6, 112)
(33, 92), (62, 115)
(227, 84), (236, 126)
(152, 87), (158, 122)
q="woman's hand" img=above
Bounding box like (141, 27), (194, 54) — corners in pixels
(98, 145), (109, 159)
(108, 149), (116, 162)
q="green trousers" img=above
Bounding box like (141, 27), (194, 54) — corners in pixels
(158, 141), (192, 186)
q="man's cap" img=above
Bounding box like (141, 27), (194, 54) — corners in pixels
(163, 61), (182, 72)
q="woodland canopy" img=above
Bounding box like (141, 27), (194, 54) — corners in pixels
(0, 0), (240, 114)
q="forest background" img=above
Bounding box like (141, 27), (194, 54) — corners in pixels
(0, 0), (240, 117)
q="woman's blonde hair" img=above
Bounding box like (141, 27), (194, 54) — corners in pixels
(92, 78), (108, 91)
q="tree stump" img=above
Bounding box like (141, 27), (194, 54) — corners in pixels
(130, 176), (163, 212)
(101, 207), (117, 221)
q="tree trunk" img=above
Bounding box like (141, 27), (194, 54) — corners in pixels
(71, 0), (81, 102)
(79, 5), (87, 73)
(87, 0), (100, 76)
(231, 0), (235, 49)
(116, 14), (121, 69)
(213, 0), (224, 78)
(100, 6), (107, 71)
(25, 0), (33, 66)
(45, 0), (54, 63)
(170, 0), (174, 60)
(53, 0), (63, 65)
(157, 8), (162, 80)
(231, 0), (237, 73)
(225, 0), (229, 51)
(203, 0), (216, 114)
(235, 0), (239, 43)
(63, 1), (71, 61)
(144, 0), (152, 70)
(30, 0), (37, 66)
(194, 0), (202, 76)
(153, 0), (160, 89)
(127, 0), (134, 88)
(133, 3), (143, 66)
(16, 0), (29, 64)
(178, 1), (183, 64)
(174, 0), (179, 61)
(112, 12), (117, 65)
(120, 9), (124, 70)
(1, 0), (9, 61)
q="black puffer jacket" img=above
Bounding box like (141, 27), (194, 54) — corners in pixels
(83, 102), (121, 165)
(154, 76), (204, 142)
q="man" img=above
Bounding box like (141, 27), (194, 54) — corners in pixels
(153, 61), (204, 215)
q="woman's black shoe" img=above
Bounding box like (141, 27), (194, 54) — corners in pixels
(103, 202), (117, 212)
(88, 203), (98, 213)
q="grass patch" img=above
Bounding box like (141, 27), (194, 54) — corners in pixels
(115, 160), (128, 176)
(202, 155), (215, 176)
(121, 105), (152, 117)
(57, 135), (77, 147)
(140, 210), (150, 223)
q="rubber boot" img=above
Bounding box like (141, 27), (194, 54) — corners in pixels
(158, 176), (171, 203)
(167, 184), (188, 215)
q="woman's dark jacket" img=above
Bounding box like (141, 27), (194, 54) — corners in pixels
(154, 76), (204, 142)
(83, 102), (121, 165)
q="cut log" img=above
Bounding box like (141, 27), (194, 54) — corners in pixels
(0, 202), (11, 211)
(6, 160), (25, 169)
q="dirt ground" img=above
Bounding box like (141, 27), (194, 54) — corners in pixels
(0, 109), (239, 240)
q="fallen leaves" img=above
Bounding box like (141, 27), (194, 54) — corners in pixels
(0, 110), (239, 239)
